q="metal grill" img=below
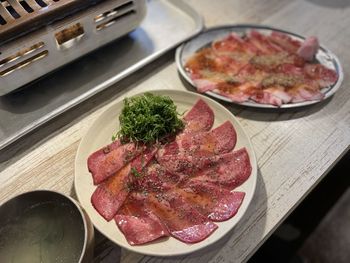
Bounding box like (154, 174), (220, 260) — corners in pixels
(0, 0), (106, 44)
(0, 0), (146, 95)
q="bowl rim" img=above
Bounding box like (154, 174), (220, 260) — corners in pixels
(0, 189), (89, 263)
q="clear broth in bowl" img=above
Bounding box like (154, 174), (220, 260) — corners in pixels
(0, 201), (85, 263)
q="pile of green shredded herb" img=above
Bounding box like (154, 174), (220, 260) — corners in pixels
(114, 92), (184, 144)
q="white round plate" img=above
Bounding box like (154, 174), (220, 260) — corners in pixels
(176, 24), (344, 109)
(74, 89), (257, 256)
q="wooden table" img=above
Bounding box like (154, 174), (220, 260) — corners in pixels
(1, 0), (349, 262)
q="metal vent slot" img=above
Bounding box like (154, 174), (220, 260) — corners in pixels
(55, 23), (84, 48)
(19, 0), (34, 13)
(96, 9), (136, 31)
(0, 50), (48, 76)
(0, 14), (5, 24)
(94, 1), (134, 23)
(0, 42), (45, 68)
(5, 3), (20, 18)
(34, 0), (48, 8)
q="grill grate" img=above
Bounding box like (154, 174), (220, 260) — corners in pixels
(0, 0), (106, 44)
(0, 0), (146, 95)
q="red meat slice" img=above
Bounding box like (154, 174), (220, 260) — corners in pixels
(91, 149), (156, 221)
(146, 192), (218, 243)
(193, 78), (219, 93)
(250, 90), (284, 106)
(88, 141), (145, 185)
(190, 148), (252, 189)
(133, 165), (245, 221)
(216, 82), (256, 103)
(247, 30), (284, 54)
(297, 36), (319, 61)
(182, 120), (236, 155)
(87, 140), (121, 184)
(159, 121), (236, 157)
(157, 121), (237, 174)
(212, 32), (259, 55)
(183, 99), (214, 133)
(304, 63), (338, 88)
(178, 181), (245, 221)
(115, 193), (169, 245)
(289, 82), (325, 102)
(132, 163), (179, 193)
(269, 31), (302, 53)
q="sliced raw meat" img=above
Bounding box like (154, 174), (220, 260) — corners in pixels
(297, 36), (319, 61)
(247, 30), (284, 54)
(212, 33), (259, 56)
(185, 30), (338, 106)
(190, 148), (252, 189)
(269, 31), (302, 53)
(91, 165), (130, 221)
(88, 141), (145, 185)
(304, 63), (338, 88)
(115, 193), (169, 245)
(236, 63), (268, 86)
(185, 48), (218, 77)
(157, 121), (237, 174)
(216, 82), (256, 103)
(263, 87), (293, 104)
(214, 54), (245, 75)
(158, 120), (236, 158)
(146, 192), (218, 243)
(289, 82), (325, 102)
(178, 181), (245, 221)
(277, 63), (305, 77)
(183, 99), (214, 133)
(87, 140), (121, 183)
(212, 33), (244, 53)
(217, 87), (252, 103)
(132, 163), (179, 193)
(182, 120), (236, 155)
(250, 90), (283, 106)
(91, 149), (156, 221)
(194, 78), (218, 93)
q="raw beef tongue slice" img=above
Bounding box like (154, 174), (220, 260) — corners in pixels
(146, 192), (218, 243)
(87, 140), (120, 183)
(156, 121), (237, 174)
(159, 120), (237, 159)
(91, 148), (156, 221)
(132, 163), (180, 193)
(115, 193), (169, 245)
(190, 148), (252, 189)
(177, 181), (245, 222)
(183, 99), (214, 133)
(88, 141), (146, 185)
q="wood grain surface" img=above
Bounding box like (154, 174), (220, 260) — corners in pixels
(1, 0), (349, 262)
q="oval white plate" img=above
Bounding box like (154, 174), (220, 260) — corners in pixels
(176, 24), (344, 108)
(74, 89), (257, 256)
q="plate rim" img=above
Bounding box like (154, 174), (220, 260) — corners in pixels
(74, 89), (257, 256)
(175, 24), (344, 109)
